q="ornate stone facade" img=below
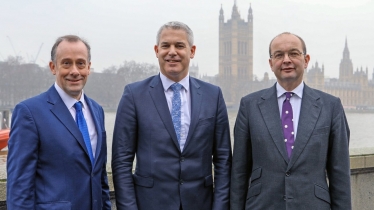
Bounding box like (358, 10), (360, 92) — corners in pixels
(218, 1), (253, 107)
(305, 39), (374, 109)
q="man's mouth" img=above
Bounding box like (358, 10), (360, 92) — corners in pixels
(67, 78), (82, 82)
(281, 67), (294, 71)
(165, 59), (181, 63)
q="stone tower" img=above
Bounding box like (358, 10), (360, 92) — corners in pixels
(339, 38), (354, 82)
(218, 1), (253, 107)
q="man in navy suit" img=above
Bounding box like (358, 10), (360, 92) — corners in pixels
(112, 21), (232, 210)
(230, 32), (351, 209)
(7, 35), (111, 209)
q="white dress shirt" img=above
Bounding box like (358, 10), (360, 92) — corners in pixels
(54, 83), (97, 157)
(276, 82), (304, 141)
(159, 73), (191, 151)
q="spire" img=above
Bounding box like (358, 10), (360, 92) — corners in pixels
(219, 4), (224, 23)
(248, 3), (253, 22)
(232, 0), (240, 18)
(343, 37), (350, 59)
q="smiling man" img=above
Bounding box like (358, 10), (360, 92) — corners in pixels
(112, 21), (232, 210)
(230, 32), (351, 210)
(7, 35), (111, 209)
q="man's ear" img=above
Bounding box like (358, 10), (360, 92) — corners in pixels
(49, 61), (56, 75)
(154, 45), (159, 58)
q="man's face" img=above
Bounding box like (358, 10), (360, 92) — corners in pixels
(269, 34), (310, 90)
(154, 28), (196, 82)
(49, 40), (91, 100)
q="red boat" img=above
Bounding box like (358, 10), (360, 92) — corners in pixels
(0, 129), (10, 151)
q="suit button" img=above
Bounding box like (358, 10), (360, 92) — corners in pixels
(283, 195), (287, 200)
(285, 172), (290, 176)
(180, 179), (184, 185)
(180, 157), (185, 162)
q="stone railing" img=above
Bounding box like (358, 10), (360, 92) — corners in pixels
(0, 154), (373, 210)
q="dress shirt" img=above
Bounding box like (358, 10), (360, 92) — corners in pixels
(276, 82), (304, 141)
(54, 83), (97, 157)
(159, 73), (191, 151)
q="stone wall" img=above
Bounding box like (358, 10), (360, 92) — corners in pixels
(1, 155), (373, 209)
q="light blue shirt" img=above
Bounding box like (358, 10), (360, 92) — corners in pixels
(276, 82), (304, 141)
(159, 73), (191, 152)
(54, 83), (97, 157)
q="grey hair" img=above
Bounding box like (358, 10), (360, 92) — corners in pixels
(51, 35), (91, 63)
(156, 21), (194, 47)
(269, 32), (307, 57)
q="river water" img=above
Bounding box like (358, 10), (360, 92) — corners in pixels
(0, 111), (373, 178)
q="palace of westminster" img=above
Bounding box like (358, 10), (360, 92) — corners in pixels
(196, 1), (374, 110)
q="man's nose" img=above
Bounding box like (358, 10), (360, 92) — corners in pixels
(70, 64), (80, 75)
(282, 53), (292, 63)
(168, 46), (177, 55)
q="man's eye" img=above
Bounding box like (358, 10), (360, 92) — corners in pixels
(62, 61), (70, 66)
(274, 54), (283, 59)
(290, 52), (299, 57)
(161, 45), (169, 48)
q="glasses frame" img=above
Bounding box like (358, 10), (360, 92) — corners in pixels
(270, 50), (305, 60)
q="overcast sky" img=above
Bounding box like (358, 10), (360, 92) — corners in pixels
(1, 0), (374, 80)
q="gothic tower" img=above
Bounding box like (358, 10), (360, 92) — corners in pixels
(218, 1), (253, 107)
(339, 38), (354, 82)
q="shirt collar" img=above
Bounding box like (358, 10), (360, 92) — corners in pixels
(276, 81), (304, 99)
(159, 72), (190, 92)
(54, 82), (87, 109)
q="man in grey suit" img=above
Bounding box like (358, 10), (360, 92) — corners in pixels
(231, 32), (351, 209)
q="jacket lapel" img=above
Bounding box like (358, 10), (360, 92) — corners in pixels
(183, 78), (202, 152)
(258, 85), (289, 163)
(287, 85), (322, 169)
(149, 75), (181, 152)
(47, 86), (89, 158)
(85, 96), (102, 167)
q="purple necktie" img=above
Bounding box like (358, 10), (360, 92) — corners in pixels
(282, 92), (295, 158)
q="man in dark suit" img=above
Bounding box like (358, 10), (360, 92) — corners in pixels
(231, 32), (351, 210)
(112, 21), (232, 210)
(7, 35), (111, 209)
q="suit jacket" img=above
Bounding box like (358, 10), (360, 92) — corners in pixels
(7, 85), (111, 210)
(112, 75), (232, 210)
(231, 83), (351, 210)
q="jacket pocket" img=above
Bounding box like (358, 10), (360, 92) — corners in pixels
(246, 182), (261, 200)
(133, 173), (154, 188)
(311, 126), (330, 136)
(250, 167), (262, 183)
(314, 184), (331, 204)
(197, 116), (215, 126)
(204, 174), (213, 187)
(36, 201), (71, 210)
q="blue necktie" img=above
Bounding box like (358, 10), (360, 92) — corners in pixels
(170, 83), (182, 144)
(74, 101), (95, 165)
(281, 92), (295, 158)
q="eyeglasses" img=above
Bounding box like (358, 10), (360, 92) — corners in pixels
(270, 50), (304, 60)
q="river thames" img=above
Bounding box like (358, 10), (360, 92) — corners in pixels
(0, 111), (373, 178)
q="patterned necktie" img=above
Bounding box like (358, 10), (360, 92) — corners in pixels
(170, 83), (182, 144)
(282, 92), (295, 158)
(74, 101), (95, 165)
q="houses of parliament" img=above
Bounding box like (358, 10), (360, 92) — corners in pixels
(215, 1), (374, 110)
